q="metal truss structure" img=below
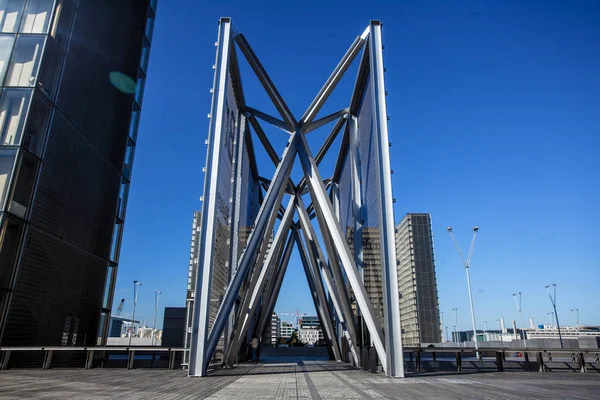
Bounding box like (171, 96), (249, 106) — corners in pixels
(189, 18), (404, 378)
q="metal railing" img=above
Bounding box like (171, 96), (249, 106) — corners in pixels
(0, 346), (186, 371)
(403, 346), (600, 374)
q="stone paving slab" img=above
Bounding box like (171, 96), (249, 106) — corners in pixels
(0, 357), (599, 399)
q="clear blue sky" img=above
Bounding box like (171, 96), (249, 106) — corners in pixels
(115, 0), (600, 332)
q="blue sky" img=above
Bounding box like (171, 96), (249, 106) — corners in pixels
(115, 0), (600, 332)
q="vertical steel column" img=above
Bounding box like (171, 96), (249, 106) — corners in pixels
(188, 18), (233, 377)
(368, 20), (404, 377)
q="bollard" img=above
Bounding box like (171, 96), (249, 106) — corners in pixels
(536, 352), (545, 372)
(416, 351), (421, 372)
(85, 350), (94, 369)
(127, 350), (135, 370)
(496, 351), (504, 372)
(169, 350), (176, 370)
(578, 353), (586, 373)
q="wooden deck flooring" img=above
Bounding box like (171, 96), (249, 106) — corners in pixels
(0, 357), (599, 399)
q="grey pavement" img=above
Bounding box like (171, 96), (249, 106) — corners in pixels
(0, 357), (599, 399)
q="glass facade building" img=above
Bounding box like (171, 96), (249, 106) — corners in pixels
(395, 213), (441, 346)
(0, 0), (156, 361)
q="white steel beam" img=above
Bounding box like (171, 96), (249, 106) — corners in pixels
(234, 34), (297, 131)
(188, 18), (233, 378)
(368, 20), (404, 378)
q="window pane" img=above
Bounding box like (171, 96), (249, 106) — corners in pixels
(134, 76), (145, 105)
(19, 0), (54, 34)
(7, 152), (37, 218)
(6, 35), (45, 87)
(22, 91), (50, 156)
(122, 138), (134, 179)
(0, 88), (32, 146)
(109, 220), (123, 262)
(0, 0), (25, 33)
(37, 37), (62, 100)
(140, 41), (150, 72)
(49, 0), (73, 50)
(116, 178), (128, 221)
(128, 108), (140, 142)
(0, 35), (15, 83)
(0, 148), (17, 210)
(102, 264), (114, 309)
(145, 15), (154, 42)
(0, 216), (24, 288)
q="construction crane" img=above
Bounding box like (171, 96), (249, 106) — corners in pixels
(115, 298), (125, 316)
(278, 310), (307, 329)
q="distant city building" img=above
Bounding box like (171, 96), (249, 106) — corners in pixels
(108, 316), (139, 338)
(525, 325), (600, 340)
(280, 321), (294, 339)
(0, 0), (157, 357)
(263, 312), (280, 345)
(395, 214), (441, 346)
(298, 316), (323, 345)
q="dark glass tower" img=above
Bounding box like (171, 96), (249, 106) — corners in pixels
(0, 0), (156, 358)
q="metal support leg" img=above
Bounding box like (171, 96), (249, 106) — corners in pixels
(537, 352), (545, 372)
(1, 350), (10, 370)
(128, 350), (135, 370)
(296, 198), (359, 366)
(225, 197), (297, 365)
(85, 350), (94, 369)
(416, 351), (421, 372)
(169, 350), (176, 371)
(456, 352), (462, 372)
(579, 353), (586, 373)
(496, 352), (504, 372)
(42, 350), (52, 370)
(294, 229), (342, 361)
(297, 132), (389, 374)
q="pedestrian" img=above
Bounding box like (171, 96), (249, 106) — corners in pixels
(250, 337), (259, 363)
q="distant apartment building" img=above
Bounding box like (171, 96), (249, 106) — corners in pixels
(298, 316), (323, 345)
(0, 0), (157, 358)
(263, 312), (280, 345)
(395, 213), (441, 346)
(280, 320), (294, 339)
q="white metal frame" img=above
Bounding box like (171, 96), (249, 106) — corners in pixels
(189, 18), (404, 378)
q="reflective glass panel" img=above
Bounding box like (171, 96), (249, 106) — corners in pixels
(22, 91), (50, 156)
(19, 0), (53, 34)
(6, 35), (45, 87)
(0, 216), (24, 288)
(37, 37), (62, 100)
(0, 35), (15, 83)
(0, 148), (17, 210)
(8, 151), (37, 218)
(49, 0), (74, 50)
(0, 88), (32, 146)
(0, 0), (25, 33)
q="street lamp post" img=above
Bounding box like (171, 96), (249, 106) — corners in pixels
(447, 226), (479, 353)
(571, 308), (579, 325)
(483, 320), (487, 334)
(452, 308), (458, 342)
(512, 292), (526, 347)
(129, 280), (142, 347)
(545, 284), (564, 348)
(151, 289), (162, 346)
(445, 326), (449, 342)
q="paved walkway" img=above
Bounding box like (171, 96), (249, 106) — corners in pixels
(0, 357), (599, 399)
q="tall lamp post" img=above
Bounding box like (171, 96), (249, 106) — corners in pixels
(129, 280), (142, 347)
(447, 226), (479, 352)
(512, 292), (526, 347)
(545, 284), (564, 348)
(152, 289), (162, 346)
(571, 308), (579, 326)
(445, 326), (449, 342)
(452, 307), (458, 342)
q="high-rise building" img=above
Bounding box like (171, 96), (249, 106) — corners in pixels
(280, 320), (294, 339)
(263, 312), (279, 346)
(395, 213), (441, 346)
(0, 0), (157, 358)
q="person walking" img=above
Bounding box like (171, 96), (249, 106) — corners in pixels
(250, 337), (259, 363)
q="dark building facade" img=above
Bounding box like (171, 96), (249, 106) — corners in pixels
(395, 213), (441, 345)
(0, 0), (156, 355)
